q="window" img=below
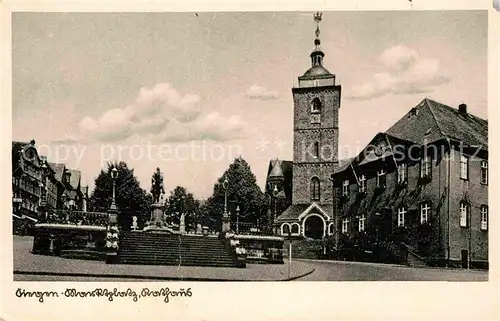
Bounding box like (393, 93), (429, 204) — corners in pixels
(459, 202), (469, 228)
(342, 218), (349, 234)
(314, 142), (320, 158)
(342, 179), (349, 197)
(420, 155), (432, 178)
(481, 161), (488, 185)
(328, 224), (334, 235)
(420, 202), (430, 224)
(311, 98), (321, 113)
(358, 215), (366, 232)
(377, 169), (386, 188)
(359, 174), (367, 193)
(398, 207), (406, 227)
(460, 154), (469, 180)
(282, 224), (290, 235)
(291, 224), (299, 235)
(310, 177), (320, 201)
(397, 163), (407, 184)
(481, 205), (488, 230)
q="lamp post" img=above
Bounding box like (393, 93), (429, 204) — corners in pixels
(110, 166), (118, 211)
(272, 184), (278, 235)
(236, 205), (240, 234)
(61, 192), (68, 222)
(221, 177), (230, 232)
(223, 178), (228, 216)
(106, 166), (119, 264)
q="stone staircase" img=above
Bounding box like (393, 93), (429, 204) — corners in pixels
(118, 232), (237, 267)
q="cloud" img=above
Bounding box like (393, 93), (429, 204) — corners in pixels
(50, 134), (84, 145)
(244, 85), (279, 100)
(77, 83), (245, 142)
(348, 45), (450, 100)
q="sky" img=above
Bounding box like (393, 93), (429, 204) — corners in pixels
(12, 11), (488, 199)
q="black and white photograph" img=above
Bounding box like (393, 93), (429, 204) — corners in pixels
(9, 9), (490, 283)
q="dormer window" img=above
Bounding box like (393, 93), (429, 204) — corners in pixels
(377, 169), (386, 188)
(408, 107), (419, 117)
(311, 98), (321, 113)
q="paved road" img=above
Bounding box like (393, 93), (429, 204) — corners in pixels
(295, 259), (488, 281)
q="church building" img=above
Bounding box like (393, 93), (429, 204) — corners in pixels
(266, 12), (341, 239)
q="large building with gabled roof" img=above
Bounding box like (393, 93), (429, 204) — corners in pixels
(332, 99), (488, 268)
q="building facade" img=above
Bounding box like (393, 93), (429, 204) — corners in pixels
(333, 99), (488, 268)
(267, 15), (488, 268)
(12, 140), (89, 234)
(12, 140), (44, 222)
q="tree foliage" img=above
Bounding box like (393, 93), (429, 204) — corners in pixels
(165, 186), (200, 229)
(200, 157), (266, 231)
(88, 161), (151, 230)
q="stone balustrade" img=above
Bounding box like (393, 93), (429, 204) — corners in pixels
(40, 210), (109, 227)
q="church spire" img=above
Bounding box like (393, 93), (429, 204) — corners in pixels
(310, 12), (324, 67)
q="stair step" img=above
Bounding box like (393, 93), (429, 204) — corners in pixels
(118, 232), (237, 268)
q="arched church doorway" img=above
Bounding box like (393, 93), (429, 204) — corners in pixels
(304, 215), (324, 239)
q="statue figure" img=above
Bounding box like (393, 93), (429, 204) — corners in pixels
(131, 216), (138, 231)
(151, 167), (165, 204)
(179, 212), (186, 233)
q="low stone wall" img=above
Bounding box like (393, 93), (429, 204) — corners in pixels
(32, 225), (107, 259)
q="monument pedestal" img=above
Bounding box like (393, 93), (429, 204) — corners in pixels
(222, 213), (231, 233)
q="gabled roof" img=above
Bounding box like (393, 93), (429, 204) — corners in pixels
(66, 169), (81, 190)
(335, 157), (356, 174)
(334, 99), (488, 175)
(276, 203), (334, 222)
(48, 162), (66, 182)
(386, 98), (488, 148)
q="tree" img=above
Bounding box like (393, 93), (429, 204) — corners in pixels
(165, 186), (200, 229)
(201, 157), (267, 231)
(88, 161), (151, 230)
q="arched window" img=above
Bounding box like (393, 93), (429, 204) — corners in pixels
(310, 177), (320, 201)
(281, 224), (290, 235)
(328, 223), (334, 235)
(291, 223), (300, 235)
(314, 141), (320, 158)
(311, 98), (321, 113)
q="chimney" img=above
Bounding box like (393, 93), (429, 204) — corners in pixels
(458, 103), (467, 114)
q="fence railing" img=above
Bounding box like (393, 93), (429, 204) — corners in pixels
(39, 210), (109, 227)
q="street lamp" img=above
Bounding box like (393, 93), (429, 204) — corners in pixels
(236, 205), (240, 234)
(221, 177), (230, 233)
(223, 178), (229, 216)
(110, 166), (118, 211)
(61, 192), (68, 221)
(272, 184), (279, 234)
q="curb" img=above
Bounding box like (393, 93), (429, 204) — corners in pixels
(294, 258), (489, 273)
(14, 267), (315, 282)
(284, 268), (315, 281)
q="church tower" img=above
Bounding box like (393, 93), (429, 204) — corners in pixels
(291, 12), (341, 207)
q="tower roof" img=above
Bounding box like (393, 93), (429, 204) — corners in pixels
(268, 159), (284, 179)
(300, 65), (333, 79)
(298, 12), (334, 81)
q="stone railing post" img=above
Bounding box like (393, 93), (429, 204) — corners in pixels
(105, 207), (120, 264)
